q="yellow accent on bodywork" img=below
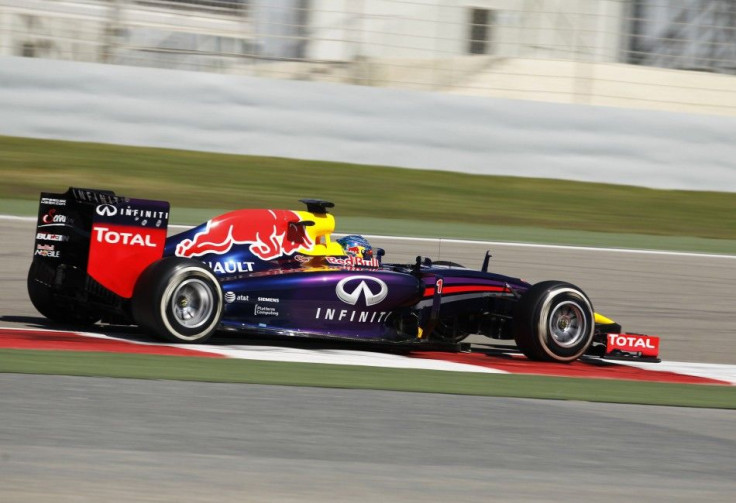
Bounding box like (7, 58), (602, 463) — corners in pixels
(294, 210), (346, 256)
(594, 312), (616, 325)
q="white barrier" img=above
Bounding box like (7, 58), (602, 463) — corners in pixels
(1, 56), (736, 192)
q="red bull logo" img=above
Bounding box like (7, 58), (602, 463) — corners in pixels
(346, 245), (365, 257)
(175, 209), (314, 261)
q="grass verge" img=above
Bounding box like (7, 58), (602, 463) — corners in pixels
(2, 135), (736, 245)
(2, 349), (735, 409)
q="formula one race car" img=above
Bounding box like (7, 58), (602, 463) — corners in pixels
(27, 187), (660, 363)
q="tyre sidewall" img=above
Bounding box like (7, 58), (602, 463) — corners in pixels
(514, 281), (595, 362)
(159, 265), (223, 342)
(133, 258), (223, 343)
(534, 286), (594, 362)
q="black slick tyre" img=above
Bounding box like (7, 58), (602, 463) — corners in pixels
(513, 281), (595, 363)
(132, 257), (223, 343)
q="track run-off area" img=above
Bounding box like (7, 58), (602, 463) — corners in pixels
(2, 326), (736, 386)
(2, 215), (736, 387)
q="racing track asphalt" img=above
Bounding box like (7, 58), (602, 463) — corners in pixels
(7, 218), (733, 364)
(2, 218), (736, 502)
(2, 374), (736, 503)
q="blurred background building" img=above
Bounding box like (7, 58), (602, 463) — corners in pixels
(1, 0), (735, 115)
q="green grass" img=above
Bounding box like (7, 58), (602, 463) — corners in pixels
(3, 135), (736, 247)
(2, 349), (735, 409)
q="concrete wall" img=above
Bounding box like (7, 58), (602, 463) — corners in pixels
(451, 59), (736, 117)
(1, 56), (736, 192)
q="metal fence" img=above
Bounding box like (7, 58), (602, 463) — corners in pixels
(1, 0), (735, 115)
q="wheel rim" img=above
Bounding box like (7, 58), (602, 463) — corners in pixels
(548, 300), (587, 348)
(170, 278), (214, 329)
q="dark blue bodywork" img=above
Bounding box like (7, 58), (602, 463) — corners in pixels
(164, 222), (531, 343)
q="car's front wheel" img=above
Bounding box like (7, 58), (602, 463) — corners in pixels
(132, 257), (223, 343)
(513, 281), (595, 362)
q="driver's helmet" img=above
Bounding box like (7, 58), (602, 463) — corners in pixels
(337, 235), (374, 260)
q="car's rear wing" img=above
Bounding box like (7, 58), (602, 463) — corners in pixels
(33, 187), (170, 298)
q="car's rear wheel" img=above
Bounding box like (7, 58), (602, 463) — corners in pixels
(513, 281), (595, 362)
(132, 257), (223, 343)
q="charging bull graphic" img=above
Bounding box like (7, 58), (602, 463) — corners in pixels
(175, 209), (314, 261)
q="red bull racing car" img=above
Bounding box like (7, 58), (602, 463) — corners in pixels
(27, 187), (660, 363)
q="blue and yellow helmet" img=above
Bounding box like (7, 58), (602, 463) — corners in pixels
(336, 235), (374, 260)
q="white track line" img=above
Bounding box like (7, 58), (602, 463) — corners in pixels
(3, 214), (734, 260)
(361, 235), (736, 260)
(185, 344), (507, 374)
